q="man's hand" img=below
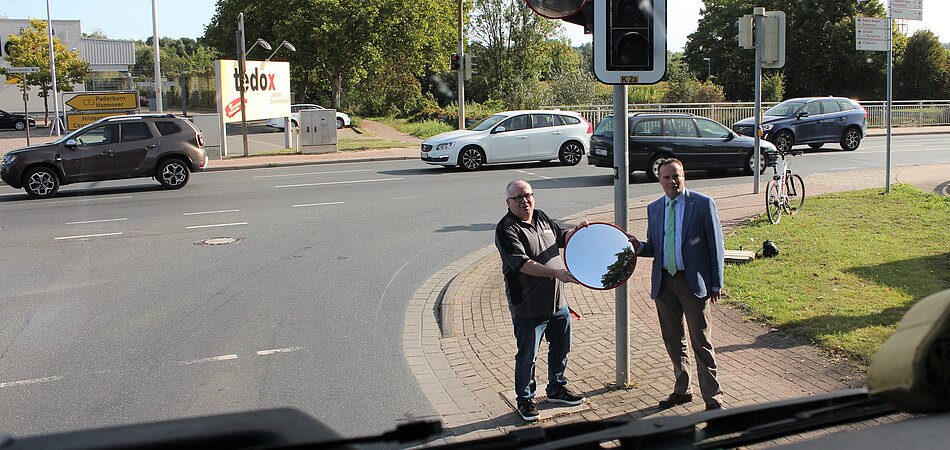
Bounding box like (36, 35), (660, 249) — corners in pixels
(709, 292), (722, 304)
(555, 269), (579, 284)
(626, 232), (641, 252)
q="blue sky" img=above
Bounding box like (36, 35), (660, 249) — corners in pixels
(1, 0), (946, 50)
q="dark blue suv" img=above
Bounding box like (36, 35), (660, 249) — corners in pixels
(732, 97), (867, 153)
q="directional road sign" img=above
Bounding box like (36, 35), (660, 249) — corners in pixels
(7, 66), (40, 74)
(66, 112), (125, 131)
(856, 17), (889, 52)
(65, 92), (138, 111)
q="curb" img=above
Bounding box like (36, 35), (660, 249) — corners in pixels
(203, 154), (416, 172)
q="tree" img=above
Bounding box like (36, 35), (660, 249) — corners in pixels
(894, 30), (950, 100)
(1, 19), (89, 123)
(762, 71), (785, 102)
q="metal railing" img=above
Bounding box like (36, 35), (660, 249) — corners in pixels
(544, 100), (950, 129)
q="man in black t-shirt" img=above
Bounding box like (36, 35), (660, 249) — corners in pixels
(495, 179), (587, 422)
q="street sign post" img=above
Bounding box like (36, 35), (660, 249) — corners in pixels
(64, 92), (138, 111)
(7, 66), (40, 74)
(856, 17), (889, 52)
(65, 112), (125, 131)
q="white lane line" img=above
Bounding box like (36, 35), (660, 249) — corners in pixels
(253, 169), (371, 179)
(65, 218), (127, 225)
(256, 346), (304, 356)
(514, 169), (553, 180)
(54, 232), (123, 240)
(895, 163), (913, 167)
(394, 196), (420, 200)
(179, 354), (239, 365)
(185, 222), (248, 230)
(275, 178), (403, 188)
(48, 195), (133, 204)
(0, 375), (63, 389)
(827, 167), (859, 171)
(292, 201), (344, 208)
(183, 209), (240, 216)
(939, 160), (950, 164)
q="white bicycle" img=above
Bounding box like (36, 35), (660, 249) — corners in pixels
(765, 149), (805, 224)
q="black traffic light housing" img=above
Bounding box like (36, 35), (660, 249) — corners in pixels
(450, 53), (461, 71)
(593, 0), (667, 84)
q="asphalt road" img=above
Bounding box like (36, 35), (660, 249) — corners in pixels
(0, 133), (945, 440)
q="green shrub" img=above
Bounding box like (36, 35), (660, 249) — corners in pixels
(401, 120), (454, 138)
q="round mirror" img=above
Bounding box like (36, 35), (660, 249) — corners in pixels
(564, 222), (637, 290)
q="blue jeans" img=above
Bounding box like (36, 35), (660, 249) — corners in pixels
(512, 305), (572, 403)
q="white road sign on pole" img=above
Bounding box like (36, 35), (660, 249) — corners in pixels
(856, 17), (889, 51)
(891, 0), (923, 21)
(7, 66), (40, 74)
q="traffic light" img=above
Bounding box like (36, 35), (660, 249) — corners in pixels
(450, 53), (460, 71)
(593, 0), (667, 84)
(463, 54), (477, 80)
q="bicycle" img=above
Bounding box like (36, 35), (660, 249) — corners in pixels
(765, 149), (805, 224)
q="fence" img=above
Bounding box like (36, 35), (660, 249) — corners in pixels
(544, 100), (950, 129)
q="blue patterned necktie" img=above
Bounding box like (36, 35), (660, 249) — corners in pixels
(664, 199), (677, 276)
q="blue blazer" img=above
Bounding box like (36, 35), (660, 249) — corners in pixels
(636, 189), (725, 300)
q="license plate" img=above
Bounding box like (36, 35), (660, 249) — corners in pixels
(594, 148), (607, 156)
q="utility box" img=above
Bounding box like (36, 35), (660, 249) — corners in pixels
(299, 108), (337, 154)
(192, 113), (222, 160)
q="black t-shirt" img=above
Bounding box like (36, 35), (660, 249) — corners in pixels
(495, 209), (569, 319)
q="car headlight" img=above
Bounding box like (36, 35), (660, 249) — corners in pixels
(761, 124), (774, 131)
(435, 142), (455, 151)
(1, 155), (15, 165)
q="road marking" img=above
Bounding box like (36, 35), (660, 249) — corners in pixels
(514, 169), (553, 180)
(185, 222), (248, 230)
(179, 354), (239, 365)
(275, 178), (403, 188)
(827, 167), (859, 171)
(253, 169), (371, 179)
(256, 346), (304, 356)
(394, 196), (421, 200)
(65, 218), (127, 225)
(183, 209), (240, 216)
(48, 195), (134, 204)
(0, 375), (63, 389)
(55, 232), (123, 240)
(292, 201), (344, 208)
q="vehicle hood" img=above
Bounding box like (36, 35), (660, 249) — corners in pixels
(734, 115), (788, 126)
(6, 142), (59, 155)
(423, 129), (482, 144)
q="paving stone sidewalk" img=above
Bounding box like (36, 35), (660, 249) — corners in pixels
(404, 163), (949, 445)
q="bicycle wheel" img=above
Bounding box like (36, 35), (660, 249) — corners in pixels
(785, 173), (805, 214)
(766, 179), (783, 224)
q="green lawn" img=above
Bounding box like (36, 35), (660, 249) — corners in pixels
(723, 184), (950, 363)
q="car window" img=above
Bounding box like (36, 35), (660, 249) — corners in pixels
(559, 115), (581, 125)
(498, 115), (529, 132)
(593, 118), (613, 137)
(695, 118), (732, 138)
(633, 118), (662, 136)
(531, 114), (555, 128)
(821, 100), (842, 114)
(155, 121), (182, 136)
(76, 124), (117, 146)
(664, 118), (698, 137)
(837, 100), (856, 111)
(764, 100), (805, 117)
(471, 114), (507, 131)
(120, 122), (153, 142)
(803, 101), (822, 115)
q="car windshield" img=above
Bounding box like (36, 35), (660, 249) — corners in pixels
(470, 114), (507, 131)
(764, 100), (806, 117)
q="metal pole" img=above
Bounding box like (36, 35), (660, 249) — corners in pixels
(152, 0), (163, 112)
(238, 13), (249, 157)
(46, 0), (61, 136)
(457, 0), (465, 130)
(753, 7), (765, 194)
(612, 85), (630, 388)
(23, 80), (30, 146)
(885, 4), (893, 194)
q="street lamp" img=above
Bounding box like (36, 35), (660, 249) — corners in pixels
(266, 40), (296, 61)
(702, 57), (711, 81)
(245, 38), (272, 56)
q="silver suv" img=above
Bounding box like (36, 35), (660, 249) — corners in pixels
(1, 114), (207, 199)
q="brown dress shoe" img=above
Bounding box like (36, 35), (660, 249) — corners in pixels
(705, 402), (724, 411)
(658, 393), (693, 408)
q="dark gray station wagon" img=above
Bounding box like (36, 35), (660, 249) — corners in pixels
(1, 114), (207, 199)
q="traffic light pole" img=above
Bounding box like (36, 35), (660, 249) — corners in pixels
(752, 7), (765, 194)
(612, 85), (631, 388)
(457, 0), (465, 130)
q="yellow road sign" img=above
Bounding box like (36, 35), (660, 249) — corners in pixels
(65, 92), (138, 111)
(66, 112), (125, 131)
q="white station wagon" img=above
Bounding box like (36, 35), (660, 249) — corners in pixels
(420, 110), (593, 170)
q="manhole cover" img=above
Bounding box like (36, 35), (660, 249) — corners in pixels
(196, 237), (243, 246)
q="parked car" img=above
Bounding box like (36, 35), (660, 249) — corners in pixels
(732, 96), (867, 153)
(420, 110), (593, 170)
(0, 109), (36, 131)
(1, 114), (207, 199)
(266, 104), (351, 130)
(588, 112), (779, 180)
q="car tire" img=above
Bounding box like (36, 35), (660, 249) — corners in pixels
(558, 141), (583, 166)
(840, 127), (862, 151)
(647, 155), (667, 181)
(774, 130), (794, 154)
(744, 151), (768, 175)
(23, 166), (60, 199)
(14, 120), (26, 131)
(458, 146), (485, 171)
(809, 143), (824, 149)
(156, 158), (190, 189)
(336, 118), (344, 129)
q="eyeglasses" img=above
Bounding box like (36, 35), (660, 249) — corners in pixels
(507, 192), (534, 202)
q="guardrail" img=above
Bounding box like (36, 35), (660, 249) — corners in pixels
(544, 100), (950, 129)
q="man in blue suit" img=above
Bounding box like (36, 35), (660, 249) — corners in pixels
(630, 158), (725, 411)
